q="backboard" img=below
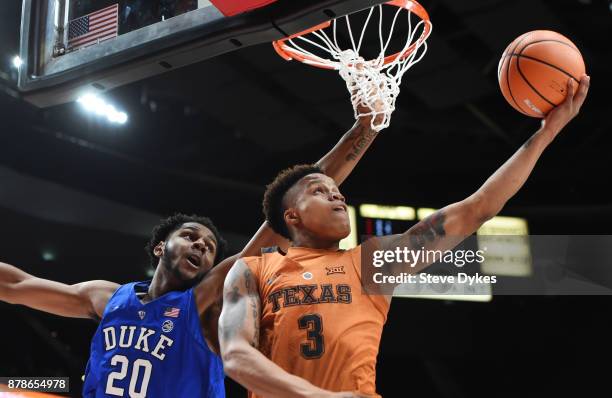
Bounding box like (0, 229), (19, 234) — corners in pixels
(18, 0), (388, 107)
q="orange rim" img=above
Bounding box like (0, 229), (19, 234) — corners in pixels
(272, 0), (431, 69)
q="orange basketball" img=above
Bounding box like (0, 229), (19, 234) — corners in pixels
(498, 30), (586, 118)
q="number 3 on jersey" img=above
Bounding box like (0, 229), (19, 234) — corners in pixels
(298, 314), (324, 359)
(106, 355), (152, 397)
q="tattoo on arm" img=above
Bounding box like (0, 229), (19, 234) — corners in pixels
(244, 267), (260, 348)
(220, 284), (246, 342)
(345, 124), (379, 161)
(523, 135), (535, 148)
(244, 267), (252, 291)
(249, 296), (260, 348)
(407, 210), (447, 247)
(219, 262), (261, 348)
(228, 286), (240, 303)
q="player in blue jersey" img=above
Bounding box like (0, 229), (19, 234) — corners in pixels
(0, 103), (384, 397)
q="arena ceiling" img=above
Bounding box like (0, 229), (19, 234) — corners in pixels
(1, 0), (610, 239)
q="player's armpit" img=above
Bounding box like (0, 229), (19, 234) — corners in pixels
(0, 262), (118, 320)
(77, 280), (121, 320)
(200, 299), (222, 355)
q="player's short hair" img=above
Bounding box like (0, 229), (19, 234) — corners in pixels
(145, 213), (227, 269)
(263, 164), (323, 239)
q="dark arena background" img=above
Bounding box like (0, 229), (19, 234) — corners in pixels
(1, 0), (611, 397)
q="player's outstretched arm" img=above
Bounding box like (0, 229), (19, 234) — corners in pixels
(459, 75), (591, 231)
(219, 259), (361, 398)
(380, 75), (590, 273)
(0, 262), (118, 320)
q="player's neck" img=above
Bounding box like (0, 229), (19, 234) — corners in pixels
(291, 233), (340, 251)
(147, 266), (183, 301)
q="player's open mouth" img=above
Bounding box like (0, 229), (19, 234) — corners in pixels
(333, 204), (347, 212)
(186, 255), (200, 268)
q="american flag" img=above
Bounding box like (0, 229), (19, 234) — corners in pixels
(163, 307), (181, 318)
(68, 4), (119, 50)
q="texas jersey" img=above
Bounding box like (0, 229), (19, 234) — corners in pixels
(243, 246), (390, 397)
(83, 281), (224, 397)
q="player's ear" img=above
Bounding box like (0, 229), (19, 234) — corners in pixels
(153, 241), (165, 258)
(284, 208), (300, 228)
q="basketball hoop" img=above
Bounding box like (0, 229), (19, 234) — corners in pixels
(272, 0), (432, 131)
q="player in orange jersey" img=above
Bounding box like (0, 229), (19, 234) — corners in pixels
(218, 75), (590, 397)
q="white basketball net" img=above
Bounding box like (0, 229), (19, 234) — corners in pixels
(276, 3), (432, 131)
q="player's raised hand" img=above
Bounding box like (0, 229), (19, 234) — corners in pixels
(542, 74), (590, 137)
(348, 60), (386, 128)
(357, 95), (386, 127)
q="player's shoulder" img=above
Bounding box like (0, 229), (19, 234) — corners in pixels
(82, 280), (122, 320)
(242, 246), (285, 264)
(337, 244), (362, 261)
(240, 247), (286, 279)
(77, 280), (121, 302)
(344, 244), (362, 254)
(78, 279), (120, 291)
(97, 280), (122, 293)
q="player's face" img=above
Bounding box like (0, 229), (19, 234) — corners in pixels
(161, 223), (218, 285)
(287, 173), (350, 242)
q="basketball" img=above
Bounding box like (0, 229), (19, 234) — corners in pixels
(498, 30), (586, 117)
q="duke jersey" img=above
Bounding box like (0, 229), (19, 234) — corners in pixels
(243, 246), (390, 398)
(83, 281), (224, 397)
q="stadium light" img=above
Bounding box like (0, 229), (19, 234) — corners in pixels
(41, 250), (56, 261)
(360, 204), (415, 220)
(76, 94), (128, 125)
(12, 55), (23, 69)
